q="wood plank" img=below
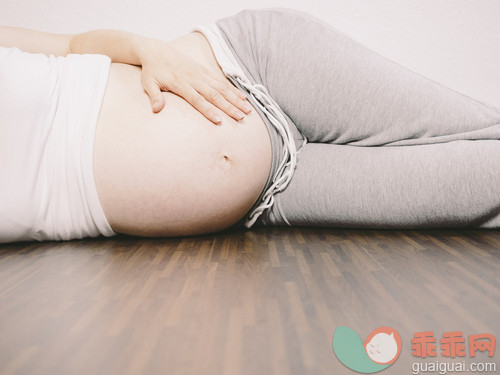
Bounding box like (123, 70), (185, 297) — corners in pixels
(0, 228), (498, 374)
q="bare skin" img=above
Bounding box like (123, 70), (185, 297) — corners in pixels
(93, 32), (272, 237)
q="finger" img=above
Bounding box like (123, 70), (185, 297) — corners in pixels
(214, 80), (253, 114)
(185, 88), (223, 124)
(226, 81), (247, 101)
(199, 84), (247, 122)
(143, 78), (165, 113)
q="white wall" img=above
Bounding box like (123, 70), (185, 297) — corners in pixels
(1, 0), (499, 106)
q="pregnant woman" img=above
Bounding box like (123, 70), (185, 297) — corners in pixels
(1, 8), (499, 243)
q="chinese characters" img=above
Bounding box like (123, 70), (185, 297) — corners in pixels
(411, 332), (495, 358)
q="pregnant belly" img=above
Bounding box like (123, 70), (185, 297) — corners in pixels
(93, 35), (272, 237)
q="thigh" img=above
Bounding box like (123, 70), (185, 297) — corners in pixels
(263, 141), (500, 228)
(217, 8), (500, 145)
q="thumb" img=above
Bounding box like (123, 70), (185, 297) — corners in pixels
(143, 79), (165, 113)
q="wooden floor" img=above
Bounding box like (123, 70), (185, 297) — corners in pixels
(0, 227), (499, 375)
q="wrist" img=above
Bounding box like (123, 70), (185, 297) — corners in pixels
(134, 37), (168, 66)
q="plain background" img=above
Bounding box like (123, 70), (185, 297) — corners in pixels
(1, 0), (499, 107)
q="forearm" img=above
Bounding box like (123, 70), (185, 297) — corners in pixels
(69, 29), (160, 65)
(0, 25), (159, 65)
(0, 25), (71, 56)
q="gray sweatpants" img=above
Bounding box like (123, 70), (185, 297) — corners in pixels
(216, 8), (500, 229)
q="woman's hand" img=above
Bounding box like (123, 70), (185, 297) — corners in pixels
(68, 29), (250, 124)
(138, 39), (252, 124)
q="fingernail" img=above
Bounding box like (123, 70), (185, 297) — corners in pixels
(214, 115), (222, 123)
(152, 101), (160, 112)
(243, 103), (252, 113)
